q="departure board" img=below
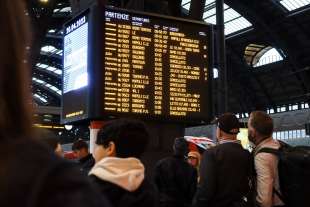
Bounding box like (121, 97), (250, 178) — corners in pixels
(61, 6), (213, 124)
(103, 9), (211, 121)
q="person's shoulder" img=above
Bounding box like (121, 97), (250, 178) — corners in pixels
(38, 160), (111, 207)
(155, 156), (174, 166)
(202, 146), (217, 156)
(90, 174), (123, 196)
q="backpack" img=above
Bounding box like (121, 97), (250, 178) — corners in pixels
(232, 151), (257, 207)
(257, 141), (310, 207)
(231, 175), (256, 207)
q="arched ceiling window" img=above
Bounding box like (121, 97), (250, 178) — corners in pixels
(244, 44), (284, 67)
(279, 0), (310, 11)
(181, 0), (252, 36)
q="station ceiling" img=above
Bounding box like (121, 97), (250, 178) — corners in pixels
(28, 0), (310, 115)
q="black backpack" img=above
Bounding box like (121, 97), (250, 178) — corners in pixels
(232, 152), (257, 207)
(257, 141), (310, 207)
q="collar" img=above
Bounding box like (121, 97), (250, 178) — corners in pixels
(218, 139), (241, 145)
(256, 137), (273, 148)
(79, 154), (93, 163)
(254, 137), (273, 153)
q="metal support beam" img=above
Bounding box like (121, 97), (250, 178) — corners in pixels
(167, 0), (182, 17)
(189, 0), (206, 20)
(225, 0), (310, 98)
(34, 106), (61, 115)
(69, 0), (96, 15)
(226, 44), (277, 111)
(216, 0), (228, 114)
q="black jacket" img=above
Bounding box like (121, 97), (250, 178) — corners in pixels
(154, 155), (197, 207)
(192, 142), (252, 207)
(90, 175), (158, 207)
(79, 153), (95, 174)
(0, 139), (111, 207)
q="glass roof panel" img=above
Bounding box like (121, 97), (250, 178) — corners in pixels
(205, 16), (216, 25)
(32, 77), (61, 95)
(32, 77), (45, 84)
(56, 50), (63, 55)
(48, 29), (56, 33)
(224, 8), (240, 22)
(33, 93), (48, 103)
(59, 7), (72, 13)
(41, 45), (57, 53)
(36, 63), (49, 69)
(36, 63), (62, 76)
(182, 1), (252, 36)
(182, 0), (191, 5)
(54, 69), (62, 75)
(46, 66), (57, 71)
(205, 0), (214, 6)
(280, 0), (310, 11)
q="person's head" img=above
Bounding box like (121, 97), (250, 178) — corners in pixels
(37, 129), (63, 157)
(72, 139), (89, 159)
(187, 151), (201, 168)
(216, 113), (240, 141)
(173, 137), (188, 157)
(43, 137), (63, 157)
(248, 111), (274, 146)
(94, 119), (149, 162)
(0, 1), (33, 140)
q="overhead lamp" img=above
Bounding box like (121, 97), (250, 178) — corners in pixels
(64, 125), (73, 131)
(40, 0), (49, 3)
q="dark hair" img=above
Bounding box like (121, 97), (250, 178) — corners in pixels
(173, 137), (188, 156)
(35, 128), (59, 150)
(42, 137), (60, 151)
(249, 111), (274, 137)
(96, 119), (149, 158)
(0, 1), (33, 140)
(72, 139), (89, 151)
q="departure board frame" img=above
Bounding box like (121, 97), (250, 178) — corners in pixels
(61, 5), (214, 124)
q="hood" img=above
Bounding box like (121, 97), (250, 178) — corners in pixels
(89, 157), (145, 192)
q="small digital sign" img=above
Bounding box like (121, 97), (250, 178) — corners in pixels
(62, 14), (89, 123)
(63, 16), (88, 93)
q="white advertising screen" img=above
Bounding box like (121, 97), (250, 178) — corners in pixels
(63, 16), (88, 94)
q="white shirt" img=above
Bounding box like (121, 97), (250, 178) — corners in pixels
(254, 138), (284, 207)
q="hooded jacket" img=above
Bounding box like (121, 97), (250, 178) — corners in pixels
(89, 157), (158, 207)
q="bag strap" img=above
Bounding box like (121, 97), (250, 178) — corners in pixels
(273, 187), (285, 203)
(256, 147), (280, 156)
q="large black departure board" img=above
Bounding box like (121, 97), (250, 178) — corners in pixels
(103, 9), (212, 120)
(62, 6), (213, 124)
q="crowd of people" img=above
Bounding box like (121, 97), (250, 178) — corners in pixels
(0, 1), (289, 207)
